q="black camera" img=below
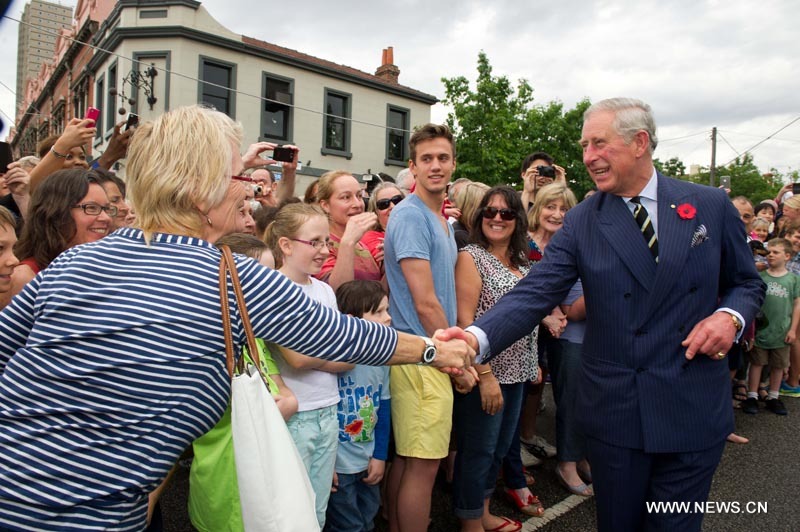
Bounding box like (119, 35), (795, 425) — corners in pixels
(272, 146), (294, 163)
(253, 184), (265, 197)
(537, 165), (556, 178)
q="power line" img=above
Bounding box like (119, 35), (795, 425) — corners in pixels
(659, 130), (708, 143)
(2, 14), (417, 134)
(717, 128), (800, 143)
(0, 79), (15, 96)
(716, 130), (740, 157)
(722, 115), (800, 167)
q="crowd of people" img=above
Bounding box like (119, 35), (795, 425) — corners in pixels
(0, 96), (787, 532)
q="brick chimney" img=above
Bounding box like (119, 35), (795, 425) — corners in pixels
(375, 47), (400, 84)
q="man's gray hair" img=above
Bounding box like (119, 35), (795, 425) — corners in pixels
(584, 98), (658, 154)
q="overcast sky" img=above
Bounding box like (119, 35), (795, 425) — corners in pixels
(1, 0), (797, 175)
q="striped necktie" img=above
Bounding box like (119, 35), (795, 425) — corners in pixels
(630, 196), (658, 262)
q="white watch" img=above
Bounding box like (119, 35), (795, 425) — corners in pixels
(418, 337), (437, 365)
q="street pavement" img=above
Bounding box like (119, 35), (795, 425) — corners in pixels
(161, 385), (799, 531)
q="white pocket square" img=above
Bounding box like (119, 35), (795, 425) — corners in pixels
(691, 224), (708, 247)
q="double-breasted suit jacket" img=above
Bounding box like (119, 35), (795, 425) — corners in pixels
(474, 173), (765, 452)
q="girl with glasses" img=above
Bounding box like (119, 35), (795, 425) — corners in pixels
(264, 202), (355, 528)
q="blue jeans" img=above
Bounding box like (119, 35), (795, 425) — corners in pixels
(452, 382), (525, 519)
(324, 471), (380, 532)
(549, 339), (587, 462)
(287, 405), (339, 529)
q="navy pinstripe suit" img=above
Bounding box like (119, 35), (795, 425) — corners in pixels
(473, 173), (765, 530)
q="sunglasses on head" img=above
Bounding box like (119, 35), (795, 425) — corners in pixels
(376, 195), (403, 210)
(482, 206), (516, 221)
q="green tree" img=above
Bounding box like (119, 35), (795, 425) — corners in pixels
(654, 157), (687, 178)
(442, 53), (593, 195)
(522, 99), (593, 198)
(441, 51), (532, 187)
(690, 154), (783, 204)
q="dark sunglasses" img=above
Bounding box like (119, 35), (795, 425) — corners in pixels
(482, 206), (516, 221)
(376, 195), (404, 210)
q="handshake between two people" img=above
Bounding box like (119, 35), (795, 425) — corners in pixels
(430, 327), (481, 394)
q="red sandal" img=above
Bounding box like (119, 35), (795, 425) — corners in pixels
(485, 516), (522, 532)
(504, 487), (545, 517)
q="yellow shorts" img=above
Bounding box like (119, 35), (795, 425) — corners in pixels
(390, 364), (453, 459)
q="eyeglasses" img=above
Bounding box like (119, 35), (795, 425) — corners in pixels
(291, 238), (332, 250)
(73, 203), (118, 217)
(376, 195), (403, 210)
(482, 206), (516, 221)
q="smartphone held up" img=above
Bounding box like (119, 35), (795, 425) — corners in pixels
(0, 142), (13, 174)
(85, 107), (100, 125)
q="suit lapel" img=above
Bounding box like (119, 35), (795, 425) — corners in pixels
(642, 175), (696, 322)
(594, 192), (657, 290)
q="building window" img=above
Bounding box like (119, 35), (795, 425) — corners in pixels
(139, 9), (167, 18)
(94, 75), (104, 139)
(198, 57), (236, 117)
(385, 105), (410, 165)
(321, 89), (351, 158)
(261, 73), (293, 142)
(107, 62), (117, 132)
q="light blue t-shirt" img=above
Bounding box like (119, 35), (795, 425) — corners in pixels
(334, 365), (390, 474)
(384, 194), (458, 335)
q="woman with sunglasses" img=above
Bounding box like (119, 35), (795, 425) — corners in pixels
(4, 168), (114, 301)
(362, 181), (405, 269)
(316, 170), (382, 290)
(453, 186), (543, 531)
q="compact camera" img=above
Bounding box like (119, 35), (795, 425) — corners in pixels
(537, 165), (556, 178)
(272, 146), (294, 163)
(253, 184), (265, 197)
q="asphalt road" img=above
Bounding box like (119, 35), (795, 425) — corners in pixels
(161, 385), (799, 531)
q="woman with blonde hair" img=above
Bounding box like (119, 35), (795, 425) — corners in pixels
(0, 105), (472, 531)
(521, 183), (591, 497)
(453, 182), (490, 249)
(316, 170), (381, 289)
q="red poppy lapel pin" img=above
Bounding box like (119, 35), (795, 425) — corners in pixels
(676, 203), (696, 220)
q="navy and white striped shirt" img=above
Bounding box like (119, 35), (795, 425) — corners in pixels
(0, 228), (397, 531)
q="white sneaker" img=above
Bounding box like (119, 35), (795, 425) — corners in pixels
(520, 445), (542, 467)
(522, 435), (557, 459)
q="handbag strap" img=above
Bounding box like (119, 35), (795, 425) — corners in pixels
(218, 245), (263, 379)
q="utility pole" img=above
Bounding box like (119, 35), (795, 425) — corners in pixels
(709, 127), (717, 187)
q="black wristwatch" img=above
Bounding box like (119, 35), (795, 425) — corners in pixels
(418, 337), (437, 365)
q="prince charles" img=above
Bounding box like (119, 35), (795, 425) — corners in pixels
(458, 98), (765, 531)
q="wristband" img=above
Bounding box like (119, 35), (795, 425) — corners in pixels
(51, 146), (68, 159)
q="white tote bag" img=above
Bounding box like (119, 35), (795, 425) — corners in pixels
(230, 365), (319, 532)
(219, 246), (319, 532)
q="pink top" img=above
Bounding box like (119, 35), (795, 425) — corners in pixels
(316, 232), (382, 283)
